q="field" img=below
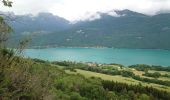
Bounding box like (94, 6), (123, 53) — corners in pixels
(66, 69), (140, 84)
(52, 61), (170, 92)
(66, 68), (170, 92)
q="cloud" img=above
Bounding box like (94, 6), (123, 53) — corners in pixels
(0, 0), (170, 21)
(107, 11), (121, 17)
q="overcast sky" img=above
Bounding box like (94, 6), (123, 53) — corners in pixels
(1, 0), (170, 21)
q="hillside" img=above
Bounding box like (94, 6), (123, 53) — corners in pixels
(1, 48), (170, 99)
(5, 10), (170, 49)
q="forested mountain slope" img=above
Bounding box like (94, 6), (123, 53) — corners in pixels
(6, 10), (170, 49)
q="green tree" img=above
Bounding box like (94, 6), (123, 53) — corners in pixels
(0, 16), (12, 47)
(2, 0), (13, 7)
(0, 0), (13, 47)
(138, 94), (150, 100)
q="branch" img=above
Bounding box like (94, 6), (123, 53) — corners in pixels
(2, 0), (13, 7)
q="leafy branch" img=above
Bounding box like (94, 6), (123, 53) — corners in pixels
(2, 0), (13, 7)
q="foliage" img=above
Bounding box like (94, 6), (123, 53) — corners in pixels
(56, 61), (170, 87)
(2, 0), (13, 7)
(1, 1), (170, 99)
(102, 80), (170, 100)
(129, 64), (170, 72)
(143, 72), (161, 78)
(132, 75), (170, 86)
(121, 70), (135, 77)
(0, 16), (13, 47)
(8, 10), (170, 50)
(129, 64), (151, 71)
(162, 74), (170, 78)
(1, 53), (170, 99)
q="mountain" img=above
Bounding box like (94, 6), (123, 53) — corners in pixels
(4, 12), (71, 46)
(9, 12), (70, 33)
(5, 10), (170, 49)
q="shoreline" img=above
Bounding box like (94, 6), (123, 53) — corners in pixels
(26, 46), (170, 51)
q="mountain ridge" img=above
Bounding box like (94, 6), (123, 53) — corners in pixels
(2, 10), (170, 49)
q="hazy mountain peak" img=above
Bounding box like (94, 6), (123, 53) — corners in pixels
(80, 10), (148, 23)
(5, 9), (170, 50)
(114, 9), (147, 17)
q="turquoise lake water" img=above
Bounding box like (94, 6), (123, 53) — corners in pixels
(24, 48), (170, 66)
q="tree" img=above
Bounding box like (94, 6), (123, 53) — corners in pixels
(138, 94), (150, 100)
(2, 0), (13, 7)
(0, 16), (12, 47)
(0, 0), (13, 47)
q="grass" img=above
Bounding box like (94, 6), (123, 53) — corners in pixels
(126, 68), (170, 81)
(66, 69), (170, 92)
(66, 69), (140, 84)
(149, 70), (170, 75)
(58, 62), (170, 92)
(158, 77), (170, 81)
(133, 70), (144, 76)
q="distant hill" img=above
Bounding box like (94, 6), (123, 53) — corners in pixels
(4, 12), (71, 46)
(9, 12), (70, 33)
(4, 10), (170, 49)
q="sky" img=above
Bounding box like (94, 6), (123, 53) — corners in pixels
(1, 0), (170, 21)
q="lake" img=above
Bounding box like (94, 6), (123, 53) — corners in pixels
(23, 48), (170, 66)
